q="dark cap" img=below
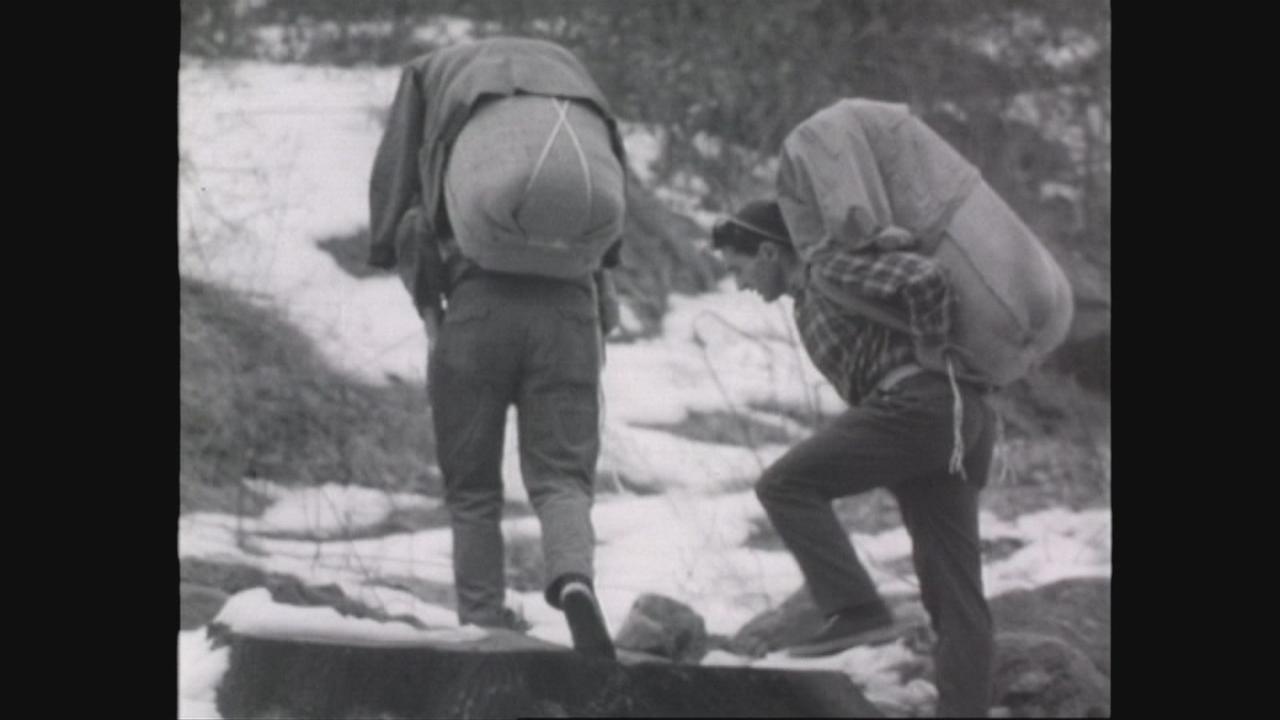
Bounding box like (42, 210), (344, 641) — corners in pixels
(711, 200), (792, 253)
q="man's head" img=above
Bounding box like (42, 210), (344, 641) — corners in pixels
(711, 200), (797, 302)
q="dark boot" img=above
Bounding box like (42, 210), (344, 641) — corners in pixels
(559, 579), (616, 660)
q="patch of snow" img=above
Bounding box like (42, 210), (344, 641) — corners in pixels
(215, 588), (481, 642)
(178, 629), (230, 719)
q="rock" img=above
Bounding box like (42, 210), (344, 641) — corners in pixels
(731, 579), (1111, 716)
(613, 594), (708, 663)
(217, 626), (885, 718)
(729, 588), (824, 657)
(730, 588), (926, 658)
(735, 578), (1111, 679)
(989, 578), (1110, 680)
(992, 632), (1110, 718)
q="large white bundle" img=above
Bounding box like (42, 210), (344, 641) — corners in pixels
(780, 99), (1074, 386)
(444, 94), (626, 279)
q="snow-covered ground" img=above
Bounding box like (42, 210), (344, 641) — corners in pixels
(178, 58), (1111, 719)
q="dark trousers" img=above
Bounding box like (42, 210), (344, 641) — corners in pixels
(428, 273), (602, 627)
(756, 373), (996, 717)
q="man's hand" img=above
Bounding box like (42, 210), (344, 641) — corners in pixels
(872, 225), (916, 251)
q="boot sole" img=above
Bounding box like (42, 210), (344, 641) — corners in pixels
(562, 587), (617, 660)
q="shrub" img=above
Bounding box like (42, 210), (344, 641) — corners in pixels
(180, 274), (441, 513)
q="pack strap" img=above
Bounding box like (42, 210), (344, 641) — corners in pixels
(524, 98), (593, 219)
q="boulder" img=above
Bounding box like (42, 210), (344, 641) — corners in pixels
(989, 578), (1110, 680)
(729, 587), (825, 657)
(734, 577), (1111, 681)
(730, 588), (927, 658)
(992, 632), (1110, 718)
(614, 593), (708, 663)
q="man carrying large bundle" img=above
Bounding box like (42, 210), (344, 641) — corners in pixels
(368, 37), (626, 659)
(714, 99), (1073, 716)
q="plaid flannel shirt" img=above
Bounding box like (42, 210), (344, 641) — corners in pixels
(793, 247), (952, 405)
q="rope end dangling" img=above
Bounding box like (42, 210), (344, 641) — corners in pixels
(946, 354), (968, 481)
(993, 409), (1009, 486)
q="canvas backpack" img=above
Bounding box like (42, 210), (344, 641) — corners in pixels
(779, 99), (1074, 387)
(443, 94), (626, 280)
